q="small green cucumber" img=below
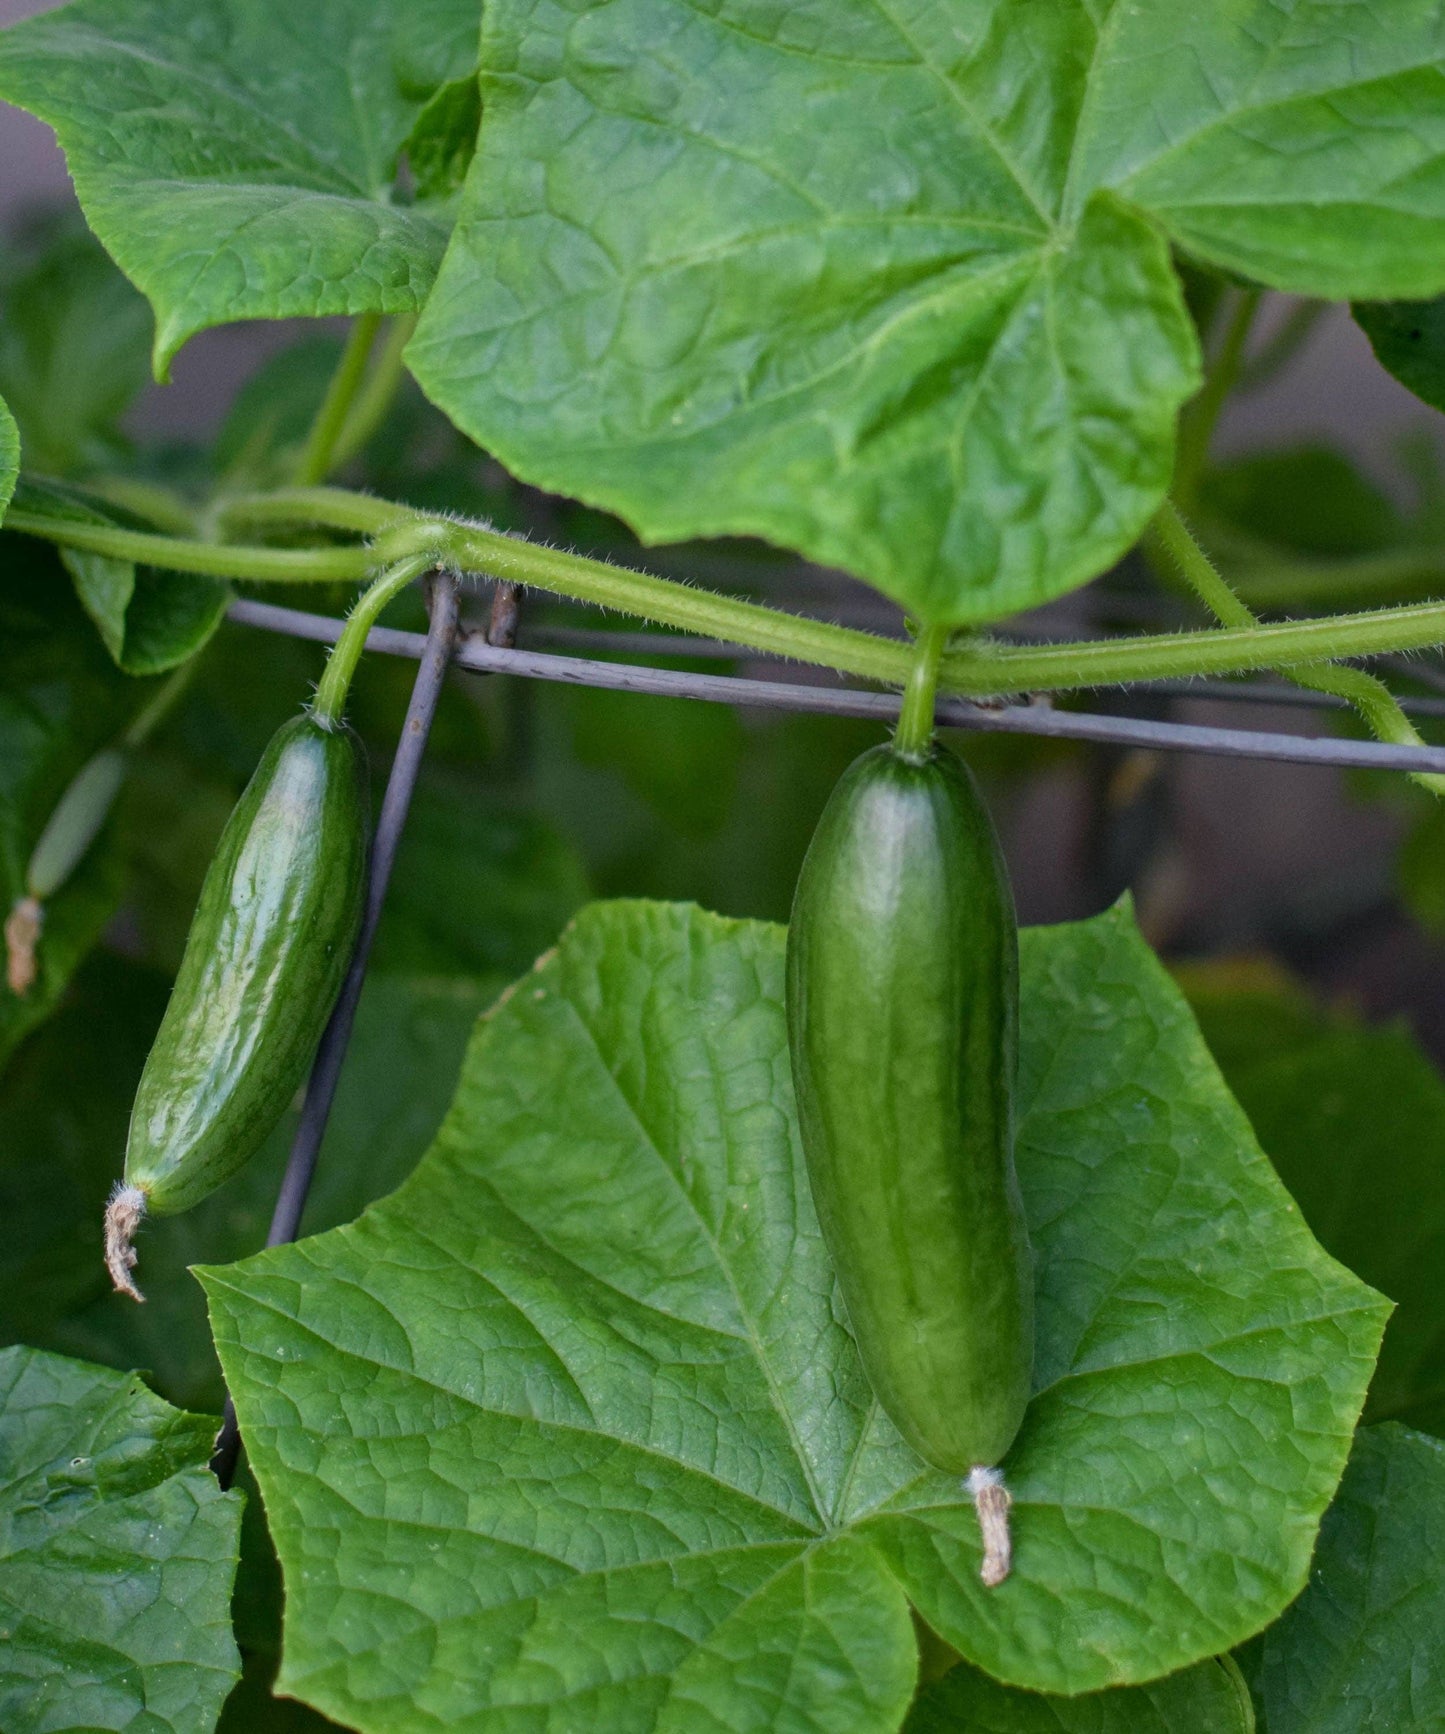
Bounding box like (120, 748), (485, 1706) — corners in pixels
(786, 742), (1033, 1571)
(105, 712), (367, 1299)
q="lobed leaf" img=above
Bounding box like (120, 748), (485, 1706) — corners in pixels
(0, 1345), (242, 1734)
(1241, 1422), (1445, 1731)
(0, 0), (475, 374)
(410, 0), (1445, 624)
(204, 899), (1386, 1723)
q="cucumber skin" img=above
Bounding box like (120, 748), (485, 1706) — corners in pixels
(786, 744), (1033, 1473)
(124, 713), (367, 1214)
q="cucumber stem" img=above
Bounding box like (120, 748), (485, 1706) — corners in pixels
(104, 1184), (148, 1303)
(966, 1466), (1014, 1588)
(894, 623), (950, 761)
(311, 553), (437, 726)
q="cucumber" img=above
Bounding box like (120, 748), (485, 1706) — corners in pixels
(105, 712), (367, 1299)
(786, 742), (1033, 1572)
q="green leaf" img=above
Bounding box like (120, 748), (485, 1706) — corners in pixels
(0, 535), (136, 1072)
(0, 958), (497, 1413)
(0, 217), (154, 476)
(1181, 964), (1445, 1439)
(1355, 297), (1445, 415)
(0, 392), (15, 526)
(405, 75), (482, 203)
(11, 478), (229, 674)
(0, 1345), (242, 1734)
(410, 0), (1445, 625)
(0, 0), (464, 375)
(905, 1656), (1253, 1733)
(1242, 1423), (1445, 1732)
(202, 900), (1386, 1723)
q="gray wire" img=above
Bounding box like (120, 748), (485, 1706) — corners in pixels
(227, 597), (1445, 777)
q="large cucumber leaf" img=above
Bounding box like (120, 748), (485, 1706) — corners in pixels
(1240, 1422), (1445, 1732)
(203, 899), (1387, 1723)
(0, 1346), (242, 1734)
(409, 0), (1445, 625)
(0, 0), (479, 375)
(905, 1656), (1253, 1733)
(1181, 963), (1445, 1440)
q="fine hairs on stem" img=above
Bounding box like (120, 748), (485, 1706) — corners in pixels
(966, 1466), (1014, 1587)
(104, 1184), (148, 1302)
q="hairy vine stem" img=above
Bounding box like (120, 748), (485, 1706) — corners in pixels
(311, 553), (435, 726)
(11, 481), (1445, 705)
(1149, 501), (1445, 796)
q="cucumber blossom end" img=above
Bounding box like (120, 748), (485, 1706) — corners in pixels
(104, 1183), (149, 1303)
(966, 1466), (1013, 1587)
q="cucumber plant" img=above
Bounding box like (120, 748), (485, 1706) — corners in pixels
(2, 1), (1445, 1730)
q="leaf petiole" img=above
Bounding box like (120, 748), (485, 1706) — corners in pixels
(294, 313), (382, 488)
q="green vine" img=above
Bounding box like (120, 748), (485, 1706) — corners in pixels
(1148, 501), (1445, 796)
(10, 479), (1445, 715)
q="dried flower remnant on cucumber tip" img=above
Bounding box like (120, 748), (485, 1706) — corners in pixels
(104, 1184), (148, 1302)
(967, 1467), (1014, 1587)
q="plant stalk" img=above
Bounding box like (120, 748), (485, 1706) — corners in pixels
(311, 553), (436, 726)
(294, 313), (382, 487)
(330, 314), (417, 472)
(894, 623), (950, 760)
(1173, 287), (1260, 509)
(1149, 501), (1445, 796)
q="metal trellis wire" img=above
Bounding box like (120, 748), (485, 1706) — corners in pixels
(210, 573), (462, 1488)
(227, 595), (1445, 778)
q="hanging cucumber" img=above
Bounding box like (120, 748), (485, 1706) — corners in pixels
(104, 556), (430, 1301)
(786, 626), (1033, 1585)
